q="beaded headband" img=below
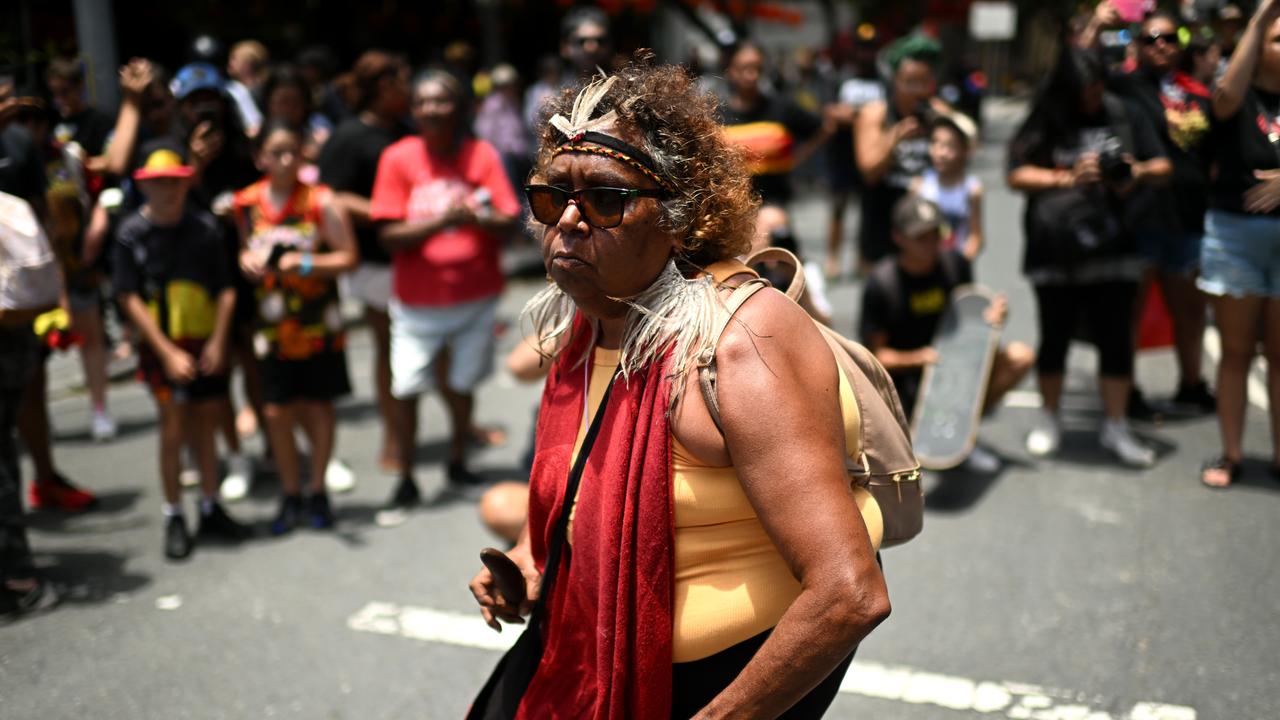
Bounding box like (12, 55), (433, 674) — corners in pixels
(548, 74), (675, 193)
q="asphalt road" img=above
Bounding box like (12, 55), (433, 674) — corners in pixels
(2, 98), (1278, 720)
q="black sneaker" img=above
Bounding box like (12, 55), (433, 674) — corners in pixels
(164, 514), (194, 560)
(0, 576), (60, 623)
(308, 492), (335, 530)
(387, 475), (421, 509)
(1126, 388), (1162, 422)
(271, 494), (304, 536)
(447, 462), (486, 487)
(1172, 381), (1216, 414)
(198, 502), (253, 542)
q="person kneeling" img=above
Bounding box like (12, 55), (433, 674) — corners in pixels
(859, 195), (1034, 474)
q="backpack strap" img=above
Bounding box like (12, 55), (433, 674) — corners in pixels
(696, 279), (769, 434)
(743, 246), (805, 303)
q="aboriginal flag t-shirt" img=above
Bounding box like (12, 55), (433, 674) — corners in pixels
(233, 178), (345, 362)
(113, 208), (230, 345)
(721, 94), (821, 206)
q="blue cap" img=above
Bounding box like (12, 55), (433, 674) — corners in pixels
(171, 62), (224, 100)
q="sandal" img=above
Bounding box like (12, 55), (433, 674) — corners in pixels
(1200, 456), (1242, 489)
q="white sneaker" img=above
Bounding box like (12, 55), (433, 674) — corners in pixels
(1100, 419), (1156, 468)
(1025, 410), (1061, 458)
(90, 411), (117, 442)
(325, 458), (357, 494)
(221, 454), (253, 502)
(963, 446), (1002, 475)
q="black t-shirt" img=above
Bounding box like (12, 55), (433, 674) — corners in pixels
(318, 117), (407, 265)
(55, 107), (114, 157)
(113, 209), (230, 343)
(1007, 95), (1166, 273)
(0, 125), (48, 204)
(1210, 87), (1280, 218)
(859, 250), (971, 411)
(720, 94), (821, 205)
(859, 100), (934, 258)
(1108, 68), (1213, 233)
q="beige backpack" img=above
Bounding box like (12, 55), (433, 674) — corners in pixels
(696, 248), (923, 548)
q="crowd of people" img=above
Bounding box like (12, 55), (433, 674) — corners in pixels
(1, 5), (1277, 692)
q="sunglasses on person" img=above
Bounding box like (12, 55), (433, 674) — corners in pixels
(524, 185), (665, 229)
(573, 34), (609, 48)
(1138, 32), (1176, 47)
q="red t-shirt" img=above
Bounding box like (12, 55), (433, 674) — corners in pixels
(369, 136), (518, 306)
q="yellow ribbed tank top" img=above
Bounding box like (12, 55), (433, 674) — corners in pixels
(571, 343), (882, 664)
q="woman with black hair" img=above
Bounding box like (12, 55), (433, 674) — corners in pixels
(1199, 0), (1280, 487)
(1007, 46), (1172, 468)
(1082, 7), (1217, 418)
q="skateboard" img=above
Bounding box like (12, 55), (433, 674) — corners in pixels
(911, 285), (1000, 470)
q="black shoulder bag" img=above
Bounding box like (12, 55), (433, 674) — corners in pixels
(466, 367), (621, 720)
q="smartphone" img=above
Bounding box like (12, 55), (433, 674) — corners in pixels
(1110, 0), (1152, 23)
(480, 547), (527, 606)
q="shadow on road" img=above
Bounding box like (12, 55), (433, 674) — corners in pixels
(26, 490), (145, 533)
(35, 549), (152, 603)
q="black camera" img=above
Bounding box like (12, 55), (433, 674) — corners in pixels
(912, 100), (941, 129)
(1098, 143), (1132, 183)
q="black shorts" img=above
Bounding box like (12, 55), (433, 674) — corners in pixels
(259, 350), (351, 405)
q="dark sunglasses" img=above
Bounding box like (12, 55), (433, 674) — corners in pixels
(573, 34), (609, 48)
(1139, 32), (1175, 47)
(524, 185), (665, 229)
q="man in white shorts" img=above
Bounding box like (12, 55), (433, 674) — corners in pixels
(369, 69), (520, 507)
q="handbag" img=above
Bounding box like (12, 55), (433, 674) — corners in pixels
(1028, 186), (1126, 267)
(466, 368), (621, 720)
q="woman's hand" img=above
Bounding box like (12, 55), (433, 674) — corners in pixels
(189, 121), (223, 170)
(469, 545), (542, 632)
(889, 115), (924, 147)
(1245, 169), (1280, 214)
(119, 58), (154, 104)
(1071, 153), (1102, 186)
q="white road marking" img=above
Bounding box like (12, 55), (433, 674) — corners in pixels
(1202, 328), (1268, 411)
(346, 602), (1196, 719)
(1004, 390), (1043, 409)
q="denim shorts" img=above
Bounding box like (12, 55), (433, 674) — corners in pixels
(1137, 230), (1202, 275)
(1198, 210), (1280, 298)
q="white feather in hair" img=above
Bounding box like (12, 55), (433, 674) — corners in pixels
(521, 259), (726, 412)
(549, 74), (619, 138)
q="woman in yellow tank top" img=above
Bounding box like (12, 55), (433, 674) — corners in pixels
(468, 61), (889, 720)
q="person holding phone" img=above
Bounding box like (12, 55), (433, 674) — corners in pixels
(1080, 7), (1218, 418)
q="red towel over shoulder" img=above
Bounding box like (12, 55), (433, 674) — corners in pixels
(517, 317), (675, 719)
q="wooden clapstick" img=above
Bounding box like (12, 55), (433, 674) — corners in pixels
(480, 547), (527, 606)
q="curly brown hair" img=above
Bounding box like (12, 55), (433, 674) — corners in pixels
(530, 58), (758, 267)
